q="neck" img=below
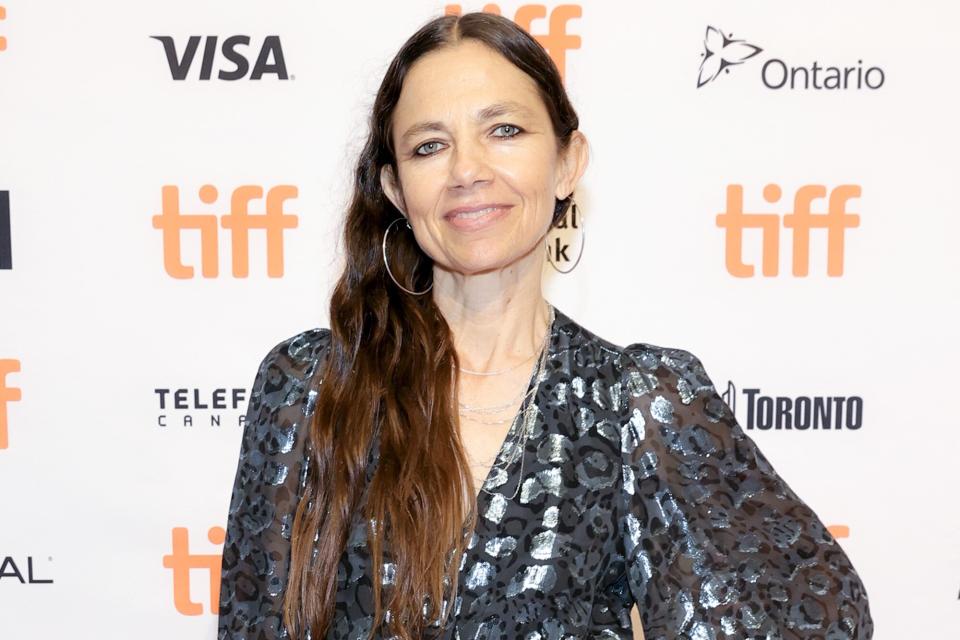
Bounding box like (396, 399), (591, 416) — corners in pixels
(431, 246), (551, 372)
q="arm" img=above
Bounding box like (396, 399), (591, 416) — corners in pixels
(218, 329), (330, 640)
(618, 344), (873, 639)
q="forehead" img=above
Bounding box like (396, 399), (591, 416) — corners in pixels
(392, 39), (546, 126)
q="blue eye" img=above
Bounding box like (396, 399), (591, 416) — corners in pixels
(412, 124), (523, 158)
(493, 124), (523, 137)
(414, 141), (443, 157)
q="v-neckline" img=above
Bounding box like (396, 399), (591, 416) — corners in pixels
(471, 304), (562, 517)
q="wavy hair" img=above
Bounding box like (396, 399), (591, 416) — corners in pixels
(283, 12), (580, 639)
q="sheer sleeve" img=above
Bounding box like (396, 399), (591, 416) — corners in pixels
(617, 343), (873, 639)
(218, 328), (330, 640)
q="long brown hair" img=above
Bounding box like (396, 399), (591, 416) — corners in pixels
(283, 12), (580, 639)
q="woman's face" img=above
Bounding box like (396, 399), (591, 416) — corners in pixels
(381, 39), (587, 276)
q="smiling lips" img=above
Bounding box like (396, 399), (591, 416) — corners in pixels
(443, 203), (514, 230)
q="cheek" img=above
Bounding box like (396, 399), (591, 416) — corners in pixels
(499, 148), (558, 198)
(399, 164), (447, 213)
(509, 166), (559, 224)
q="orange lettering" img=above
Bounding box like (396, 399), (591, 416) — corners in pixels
(153, 185), (298, 279)
(783, 185), (860, 276)
(716, 184), (780, 277)
(717, 184), (860, 277)
(443, 4), (581, 81)
(221, 185), (298, 277)
(162, 526), (226, 615)
(152, 186), (219, 279)
(0, 358), (21, 450)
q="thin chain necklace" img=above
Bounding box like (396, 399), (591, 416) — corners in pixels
(445, 304), (554, 632)
(458, 380), (539, 424)
(455, 310), (550, 376)
(458, 352), (536, 376)
(473, 303), (553, 498)
(455, 307), (553, 424)
(458, 387), (525, 414)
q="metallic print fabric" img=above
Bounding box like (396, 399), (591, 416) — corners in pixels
(218, 306), (873, 639)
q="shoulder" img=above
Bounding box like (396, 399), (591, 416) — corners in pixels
(247, 327), (332, 409)
(555, 309), (717, 406)
(618, 341), (719, 407)
(254, 327), (332, 376)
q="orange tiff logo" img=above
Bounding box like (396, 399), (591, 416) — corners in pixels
(0, 6), (7, 52)
(152, 184), (298, 279)
(828, 525), (850, 539)
(716, 184), (860, 277)
(0, 359), (21, 450)
(445, 4), (581, 81)
(162, 526), (225, 615)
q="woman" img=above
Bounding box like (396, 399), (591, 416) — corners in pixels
(218, 12), (873, 640)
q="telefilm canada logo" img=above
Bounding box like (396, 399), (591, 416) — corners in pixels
(154, 387), (248, 428)
(722, 381), (864, 431)
(150, 35), (290, 80)
(697, 25), (886, 90)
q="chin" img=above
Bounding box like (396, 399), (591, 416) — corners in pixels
(461, 251), (529, 275)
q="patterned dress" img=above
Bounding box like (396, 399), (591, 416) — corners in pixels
(218, 306), (874, 639)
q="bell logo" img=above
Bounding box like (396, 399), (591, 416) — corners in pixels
(445, 4), (581, 81)
(162, 526), (225, 615)
(716, 184), (860, 277)
(0, 359), (21, 450)
(152, 184), (298, 279)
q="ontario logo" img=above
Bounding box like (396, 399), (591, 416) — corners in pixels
(697, 25), (885, 90)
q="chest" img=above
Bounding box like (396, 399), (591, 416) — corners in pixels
(335, 396), (629, 624)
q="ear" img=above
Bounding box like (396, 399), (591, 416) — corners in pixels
(380, 164), (407, 216)
(554, 130), (590, 200)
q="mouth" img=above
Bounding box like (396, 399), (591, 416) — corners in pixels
(443, 204), (514, 230)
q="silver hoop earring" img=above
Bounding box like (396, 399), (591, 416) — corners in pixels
(382, 217), (433, 295)
(546, 197), (585, 274)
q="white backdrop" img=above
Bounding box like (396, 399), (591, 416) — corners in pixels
(1, 1), (958, 638)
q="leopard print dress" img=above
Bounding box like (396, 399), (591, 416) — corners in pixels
(218, 306), (873, 640)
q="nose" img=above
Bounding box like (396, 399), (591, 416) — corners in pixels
(447, 138), (493, 190)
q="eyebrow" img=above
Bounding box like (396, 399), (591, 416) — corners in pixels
(399, 101), (534, 143)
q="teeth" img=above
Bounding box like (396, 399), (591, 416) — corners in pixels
(454, 206), (500, 219)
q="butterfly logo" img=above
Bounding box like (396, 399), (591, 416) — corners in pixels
(697, 26), (763, 87)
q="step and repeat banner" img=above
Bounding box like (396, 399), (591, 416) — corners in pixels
(1, 1), (957, 638)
